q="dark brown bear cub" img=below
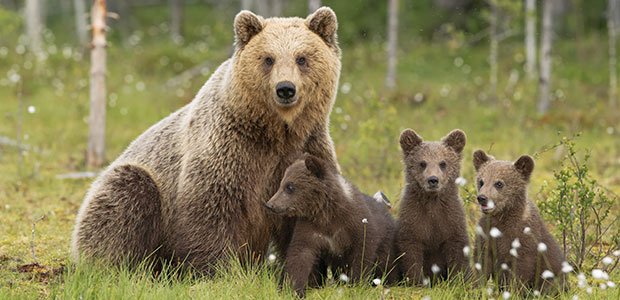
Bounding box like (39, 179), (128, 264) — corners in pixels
(266, 155), (398, 297)
(396, 129), (470, 284)
(473, 150), (566, 292)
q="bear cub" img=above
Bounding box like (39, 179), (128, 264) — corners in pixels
(266, 155), (398, 297)
(396, 129), (470, 284)
(473, 150), (565, 292)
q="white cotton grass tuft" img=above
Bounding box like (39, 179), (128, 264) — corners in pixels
(489, 227), (502, 238)
(372, 278), (381, 286)
(586, 287), (593, 294)
(421, 296), (431, 300)
(562, 261), (574, 273)
(27, 105), (36, 114)
(541, 270), (554, 279)
(339, 273), (350, 283)
(523, 227), (532, 234)
(486, 287), (493, 296)
(431, 264), (441, 274)
(613, 250), (620, 257)
(602, 256), (614, 266)
(533, 290), (541, 297)
(501, 263), (509, 270)
(475, 225), (486, 237)
(577, 273), (587, 288)
(572, 295), (579, 300)
(475, 263), (482, 271)
(607, 281), (616, 288)
(361, 218), (368, 224)
(511, 239), (521, 249)
(455, 177), (467, 186)
(502, 291), (511, 299)
(599, 283), (607, 290)
(462, 246), (470, 257)
(422, 277), (430, 286)
(592, 269), (609, 280)
(537, 242), (547, 253)
(510, 248), (518, 257)
(268, 254), (276, 263)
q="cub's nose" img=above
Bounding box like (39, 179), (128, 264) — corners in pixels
(276, 81), (296, 100)
(427, 176), (439, 187)
(477, 195), (488, 205)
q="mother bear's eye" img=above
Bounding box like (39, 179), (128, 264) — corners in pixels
(264, 56), (275, 66)
(296, 56), (306, 66)
(285, 182), (295, 194)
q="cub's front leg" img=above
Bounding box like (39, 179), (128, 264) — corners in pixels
(284, 221), (322, 298)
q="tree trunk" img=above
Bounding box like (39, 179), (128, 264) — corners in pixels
(256, 0), (282, 17)
(489, 1), (498, 100)
(385, 0), (398, 90)
(241, 0), (254, 10)
(74, 0), (88, 47)
(24, 0), (44, 56)
(87, 0), (107, 168)
(538, 0), (554, 114)
(308, 0), (321, 13)
(525, 0), (537, 80)
(609, 0), (619, 109)
(170, 0), (183, 42)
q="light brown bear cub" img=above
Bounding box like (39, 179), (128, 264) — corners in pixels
(266, 155), (398, 298)
(473, 150), (565, 292)
(396, 129), (470, 284)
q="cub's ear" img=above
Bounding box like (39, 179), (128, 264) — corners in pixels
(514, 155), (535, 181)
(473, 150), (492, 171)
(399, 129), (423, 154)
(442, 129), (466, 154)
(234, 10), (263, 49)
(305, 7), (338, 48)
(305, 155), (325, 179)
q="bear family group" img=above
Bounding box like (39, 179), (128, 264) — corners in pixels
(69, 7), (568, 298)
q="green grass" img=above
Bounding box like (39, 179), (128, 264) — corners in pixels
(1, 4), (619, 299)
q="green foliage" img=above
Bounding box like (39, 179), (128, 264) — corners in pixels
(0, 7), (21, 42)
(539, 136), (619, 271)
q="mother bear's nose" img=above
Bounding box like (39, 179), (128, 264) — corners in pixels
(276, 81), (296, 100)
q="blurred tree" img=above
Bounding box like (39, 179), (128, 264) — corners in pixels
(525, 0), (537, 80)
(538, 0), (554, 114)
(609, 0), (619, 109)
(241, 0), (254, 11)
(0, 0), (17, 10)
(433, 0), (470, 9)
(107, 0), (132, 39)
(308, 0), (321, 13)
(256, 0), (283, 17)
(24, 0), (44, 56)
(88, 0), (107, 168)
(385, 0), (398, 90)
(489, 0), (498, 100)
(170, 0), (183, 42)
(74, 0), (88, 47)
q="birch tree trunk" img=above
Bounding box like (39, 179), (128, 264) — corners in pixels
(87, 0), (107, 168)
(170, 0), (183, 42)
(308, 0), (321, 13)
(385, 0), (398, 90)
(537, 0), (554, 114)
(525, 0), (537, 80)
(609, 0), (619, 109)
(241, 0), (254, 10)
(24, 0), (44, 56)
(74, 0), (88, 47)
(489, 1), (498, 100)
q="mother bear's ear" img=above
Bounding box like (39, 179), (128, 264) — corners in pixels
(234, 10), (264, 49)
(305, 7), (338, 48)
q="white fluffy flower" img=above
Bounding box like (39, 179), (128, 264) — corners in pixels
(502, 291), (511, 299)
(541, 270), (554, 279)
(561, 261), (573, 273)
(475, 263), (482, 271)
(27, 105), (36, 114)
(586, 287), (593, 294)
(511, 239), (521, 249)
(523, 227), (532, 234)
(462, 246), (470, 257)
(268, 254), (276, 262)
(572, 295), (579, 300)
(577, 273), (587, 288)
(422, 277), (430, 286)
(421, 296), (431, 300)
(489, 227), (502, 238)
(592, 269), (609, 280)
(455, 177), (467, 186)
(607, 281), (616, 288)
(361, 218), (368, 224)
(486, 287), (493, 296)
(537, 242), (547, 253)
(599, 283), (607, 290)
(501, 263), (509, 270)
(613, 250), (620, 257)
(533, 290), (541, 296)
(431, 264), (441, 274)
(339, 273), (350, 282)
(510, 248), (518, 258)
(372, 278), (381, 286)
(602, 256), (614, 266)
(475, 225), (486, 237)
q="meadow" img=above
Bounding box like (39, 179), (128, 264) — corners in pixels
(0, 3), (619, 299)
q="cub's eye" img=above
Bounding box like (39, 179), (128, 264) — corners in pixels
(478, 180), (484, 188)
(285, 182), (295, 194)
(494, 181), (504, 189)
(264, 56), (275, 66)
(419, 161), (427, 169)
(296, 56), (306, 66)
(439, 161), (447, 170)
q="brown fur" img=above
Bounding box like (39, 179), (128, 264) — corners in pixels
(71, 7), (342, 274)
(396, 129), (470, 284)
(266, 155), (398, 297)
(473, 150), (566, 292)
